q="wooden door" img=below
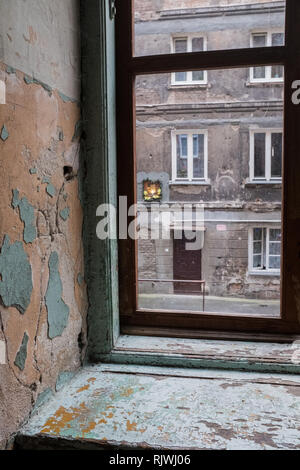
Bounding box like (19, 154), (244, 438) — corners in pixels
(173, 233), (202, 294)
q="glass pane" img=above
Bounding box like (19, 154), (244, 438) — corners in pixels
(269, 255), (281, 269)
(177, 134), (188, 178)
(253, 254), (262, 268)
(272, 33), (284, 46)
(254, 133), (266, 178)
(270, 228), (281, 241)
(175, 71), (187, 82)
(134, 0), (285, 56)
(269, 243), (281, 255)
(253, 228), (263, 241)
(252, 34), (267, 47)
(271, 133), (282, 178)
(174, 38), (187, 53)
(253, 66), (266, 80)
(193, 134), (204, 178)
(271, 65), (284, 79)
(192, 37), (204, 52)
(178, 134), (188, 157)
(192, 70), (204, 82)
(136, 67), (283, 318)
(253, 241), (261, 254)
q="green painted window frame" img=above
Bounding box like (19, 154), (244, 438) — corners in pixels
(81, 0), (120, 360)
(81, 1), (300, 365)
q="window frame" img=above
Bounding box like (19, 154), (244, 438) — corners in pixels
(249, 129), (283, 182)
(248, 226), (281, 275)
(171, 129), (208, 183)
(115, 0), (300, 337)
(171, 34), (208, 85)
(250, 30), (285, 83)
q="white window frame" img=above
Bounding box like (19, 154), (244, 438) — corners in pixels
(249, 129), (283, 182)
(171, 129), (208, 183)
(171, 34), (208, 85)
(248, 226), (281, 275)
(250, 30), (284, 83)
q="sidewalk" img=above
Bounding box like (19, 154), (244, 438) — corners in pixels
(139, 293), (280, 317)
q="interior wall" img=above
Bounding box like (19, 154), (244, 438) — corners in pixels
(0, 0), (87, 448)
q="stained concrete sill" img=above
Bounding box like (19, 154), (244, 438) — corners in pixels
(246, 81), (284, 88)
(248, 270), (280, 277)
(168, 84), (209, 90)
(99, 335), (300, 375)
(244, 180), (282, 187)
(16, 364), (300, 450)
(169, 180), (211, 186)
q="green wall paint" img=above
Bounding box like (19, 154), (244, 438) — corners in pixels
(58, 91), (77, 104)
(45, 252), (69, 339)
(46, 183), (56, 198)
(59, 208), (70, 221)
(14, 332), (29, 371)
(1, 125), (9, 141)
(24, 75), (52, 96)
(12, 189), (37, 244)
(0, 236), (33, 314)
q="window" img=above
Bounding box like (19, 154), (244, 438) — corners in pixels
(172, 131), (208, 182)
(116, 0), (300, 336)
(250, 32), (284, 82)
(249, 227), (281, 274)
(171, 36), (207, 85)
(250, 130), (282, 181)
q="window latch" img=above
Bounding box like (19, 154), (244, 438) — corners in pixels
(109, 0), (116, 20)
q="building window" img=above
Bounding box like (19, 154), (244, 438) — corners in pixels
(250, 130), (282, 182)
(172, 131), (208, 182)
(249, 227), (281, 274)
(171, 36), (207, 85)
(116, 0), (300, 335)
(250, 31), (284, 82)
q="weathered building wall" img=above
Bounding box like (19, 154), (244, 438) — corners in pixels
(135, 0), (283, 299)
(0, 0), (87, 449)
(137, 109), (283, 203)
(134, 0), (284, 56)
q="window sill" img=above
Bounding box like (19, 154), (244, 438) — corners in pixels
(170, 180), (211, 186)
(168, 83), (209, 90)
(246, 81), (284, 87)
(245, 180), (282, 186)
(248, 270), (281, 277)
(17, 360), (300, 450)
(99, 334), (300, 375)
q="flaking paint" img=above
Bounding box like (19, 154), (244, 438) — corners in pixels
(14, 332), (29, 371)
(12, 190), (37, 244)
(45, 252), (70, 339)
(0, 236), (33, 314)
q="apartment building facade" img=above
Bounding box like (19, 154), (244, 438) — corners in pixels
(135, 0), (284, 301)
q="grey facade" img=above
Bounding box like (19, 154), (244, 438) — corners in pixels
(136, 0), (284, 301)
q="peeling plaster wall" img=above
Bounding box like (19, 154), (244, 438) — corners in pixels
(0, 0), (88, 449)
